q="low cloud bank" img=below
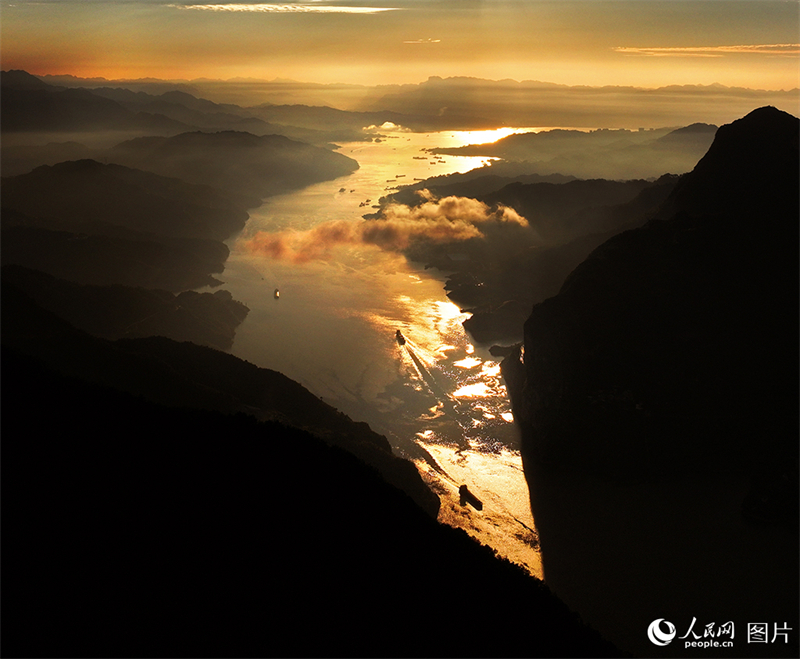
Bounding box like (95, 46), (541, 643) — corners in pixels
(244, 191), (527, 263)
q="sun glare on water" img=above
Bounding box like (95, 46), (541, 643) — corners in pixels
(228, 128), (541, 575)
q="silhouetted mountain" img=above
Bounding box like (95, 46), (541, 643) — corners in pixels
(502, 106), (799, 656)
(656, 106), (798, 219)
(1, 160), (252, 290)
(2, 265), (249, 350)
(392, 175), (679, 343)
(1, 220), (229, 291)
(2, 159), (250, 240)
(1, 281), (439, 518)
(1, 140), (94, 177)
(383, 170), (577, 208)
(482, 177), (665, 244)
(2, 344), (623, 658)
(1, 70), (192, 134)
(88, 86), (291, 136)
(1, 68), (52, 90)
(109, 130), (359, 199)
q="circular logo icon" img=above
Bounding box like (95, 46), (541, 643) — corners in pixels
(648, 619), (676, 646)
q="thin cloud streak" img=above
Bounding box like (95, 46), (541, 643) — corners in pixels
(173, 3), (398, 13)
(615, 44), (800, 57)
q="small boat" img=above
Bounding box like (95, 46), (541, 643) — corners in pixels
(274, 288), (280, 299)
(395, 330), (406, 346)
(459, 485), (483, 511)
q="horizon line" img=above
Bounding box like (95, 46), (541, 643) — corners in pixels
(12, 70), (799, 94)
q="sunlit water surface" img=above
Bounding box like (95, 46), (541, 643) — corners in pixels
(216, 126), (548, 576)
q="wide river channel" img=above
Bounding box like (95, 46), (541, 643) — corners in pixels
(214, 126), (543, 576)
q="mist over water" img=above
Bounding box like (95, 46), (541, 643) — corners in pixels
(215, 127), (543, 575)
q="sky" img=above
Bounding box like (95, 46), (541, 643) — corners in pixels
(1, 0), (799, 89)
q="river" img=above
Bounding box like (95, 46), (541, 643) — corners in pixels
(214, 125), (543, 576)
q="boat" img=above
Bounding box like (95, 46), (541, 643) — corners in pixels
(395, 330), (406, 346)
(274, 288), (280, 299)
(459, 485), (483, 511)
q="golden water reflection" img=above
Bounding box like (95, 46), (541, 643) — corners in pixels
(359, 293), (539, 575)
(415, 439), (543, 579)
(224, 126), (543, 576)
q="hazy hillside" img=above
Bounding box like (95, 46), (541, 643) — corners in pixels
(1, 69), (192, 134)
(1, 219), (231, 292)
(372, 174), (679, 344)
(2, 158), (250, 240)
(108, 130), (359, 199)
(431, 124), (719, 179)
(2, 264), (250, 351)
(0, 160), (249, 292)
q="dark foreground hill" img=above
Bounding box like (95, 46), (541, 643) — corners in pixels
(1, 279), (439, 519)
(503, 106), (799, 656)
(1, 304), (624, 659)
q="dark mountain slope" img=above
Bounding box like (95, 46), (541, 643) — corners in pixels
(403, 175), (678, 344)
(2, 264), (249, 351)
(1, 220), (229, 291)
(1, 280), (438, 518)
(504, 106), (799, 656)
(1, 346), (623, 658)
(1, 161), (250, 292)
(2, 159), (250, 240)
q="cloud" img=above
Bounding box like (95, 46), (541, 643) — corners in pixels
(365, 121), (410, 132)
(403, 38), (441, 44)
(614, 44), (800, 58)
(244, 191), (528, 262)
(173, 3), (398, 13)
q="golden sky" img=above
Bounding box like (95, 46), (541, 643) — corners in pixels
(2, 0), (799, 89)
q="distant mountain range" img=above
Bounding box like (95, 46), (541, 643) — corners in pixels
(8, 69), (799, 141)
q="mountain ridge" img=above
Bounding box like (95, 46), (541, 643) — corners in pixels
(503, 105), (799, 657)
